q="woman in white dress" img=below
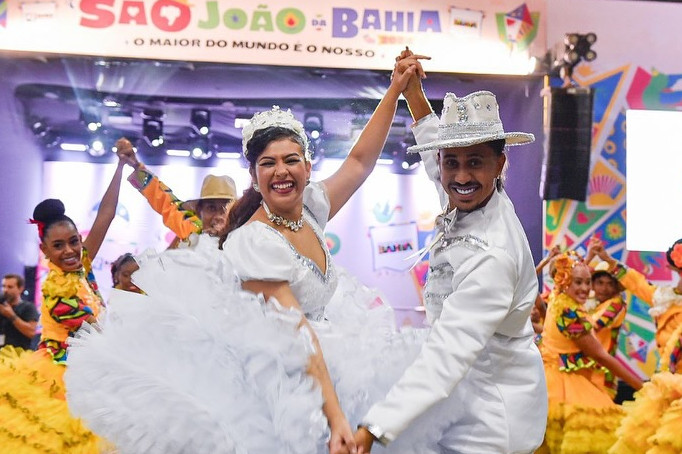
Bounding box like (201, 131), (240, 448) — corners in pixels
(64, 63), (424, 454)
(222, 78), (411, 452)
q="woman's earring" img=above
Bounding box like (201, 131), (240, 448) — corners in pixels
(495, 176), (503, 192)
(252, 183), (260, 193)
(306, 179), (310, 186)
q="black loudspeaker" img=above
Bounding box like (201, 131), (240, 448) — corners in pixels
(540, 86), (594, 201)
(23, 266), (37, 303)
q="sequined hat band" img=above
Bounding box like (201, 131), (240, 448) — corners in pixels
(408, 91), (535, 154)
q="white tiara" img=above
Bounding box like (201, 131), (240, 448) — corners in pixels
(241, 106), (310, 160)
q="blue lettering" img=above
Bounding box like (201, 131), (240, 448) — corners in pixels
(418, 10), (441, 32)
(332, 8), (358, 38)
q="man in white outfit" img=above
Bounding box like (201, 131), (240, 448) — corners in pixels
(355, 52), (547, 454)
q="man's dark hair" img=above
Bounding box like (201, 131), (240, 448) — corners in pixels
(3, 273), (25, 289)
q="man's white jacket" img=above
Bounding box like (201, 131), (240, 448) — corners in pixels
(362, 114), (548, 453)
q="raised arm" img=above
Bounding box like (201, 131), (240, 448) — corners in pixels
(590, 237), (656, 305)
(118, 139), (203, 240)
(397, 48), (433, 123)
(82, 138), (127, 258)
(321, 59), (420, 220)
(536, 245), (561, 276)
(241, 279), (355, 454)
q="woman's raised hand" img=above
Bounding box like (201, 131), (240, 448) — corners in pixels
(392, 47), (430, 95)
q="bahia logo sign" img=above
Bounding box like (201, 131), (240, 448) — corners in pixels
(331, 8), (441, 37)
(78, 1), (444, 37)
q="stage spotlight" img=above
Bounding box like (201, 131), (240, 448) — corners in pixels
(400, 152), (421, 171)
(30, 117), (48, 137)
(81, 110), (102, 132)
(88, 138), (107, 157)
(191, 137), (212, 160)
(143, 118), (164, 147)
(559, 32), (597, 79)
(41, 130), (61, 149)
(304, 113), (323, 140)
(29, 117), (60, 148)
(392, 146), (421, 174)
(191, 108), (211, 136)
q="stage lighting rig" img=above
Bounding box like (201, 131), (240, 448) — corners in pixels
(560, 32), (597, 78)
(81, 109), (102, 132)
(191, 108), (211, 136)
(191, 136), (212, 160)
(304, 113), (323, 140)
(141, 108), (165, 148)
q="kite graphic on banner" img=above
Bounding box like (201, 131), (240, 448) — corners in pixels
(496, 3), (539, 51)
(0, 0), (6, 27)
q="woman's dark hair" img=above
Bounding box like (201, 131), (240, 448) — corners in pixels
(32, 199), (76, 241)
(111, 253), (136, 286)
(222, 126), (306, 244)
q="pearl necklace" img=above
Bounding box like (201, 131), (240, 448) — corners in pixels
(262, 201), (304, 232)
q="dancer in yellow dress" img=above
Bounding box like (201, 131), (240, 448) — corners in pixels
(582, 251), (627, 399)
(541, 252), (642, 453)
(590, 237), (682, 454)
(0, 139), (129, 453)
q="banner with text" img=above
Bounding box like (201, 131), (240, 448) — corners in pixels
(369, 222), (419, 272)
(0, 0), (545, 74)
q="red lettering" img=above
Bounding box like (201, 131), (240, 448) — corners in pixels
(119, 1), (148, 25)
(79, 0), (115, 28)
(150, 0), (191, 32)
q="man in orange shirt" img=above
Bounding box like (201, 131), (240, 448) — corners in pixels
(117, 139), (237, 245)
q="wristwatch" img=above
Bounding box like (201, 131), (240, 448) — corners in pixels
(359, 423), (390, 446)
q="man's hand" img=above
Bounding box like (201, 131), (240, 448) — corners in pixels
(0, 302), (16, 319)
(393, 47), (430, 98)
(353, 427), (374, 454)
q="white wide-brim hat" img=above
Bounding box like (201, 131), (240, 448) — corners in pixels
(407, 91), (535, 153)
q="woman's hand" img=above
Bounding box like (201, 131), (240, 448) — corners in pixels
(115, 137), (140, 168)
(329, 415), (357, 454)
(391, 48), (430, 96)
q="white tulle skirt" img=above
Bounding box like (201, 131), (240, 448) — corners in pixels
(64, 236), (436, 454)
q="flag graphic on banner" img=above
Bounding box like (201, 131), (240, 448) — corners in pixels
(625, 330), (650, 363)
(495, 3), (539, 51)
(0, 0), (7, 28)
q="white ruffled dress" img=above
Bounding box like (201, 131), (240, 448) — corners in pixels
(64, 182), (431, 454)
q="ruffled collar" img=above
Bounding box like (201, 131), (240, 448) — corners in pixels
(549, 292), (582, 318)
(47, 260), (85, 277)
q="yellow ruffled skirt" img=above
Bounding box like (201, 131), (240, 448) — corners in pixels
(542, 363), (624, 453)
(609, 371), (682, 454)
(0, 346), (109, 453)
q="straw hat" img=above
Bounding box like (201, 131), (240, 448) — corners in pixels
(181, 175), (237, 211)
(407, 91), (535, 153)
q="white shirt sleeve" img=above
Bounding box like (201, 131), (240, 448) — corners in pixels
(225, 223), (295, 282)
(362, 247), (517, 441)
(411, 113), (448, 208)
